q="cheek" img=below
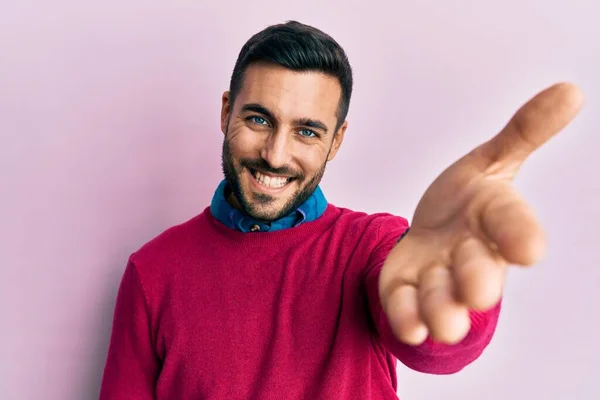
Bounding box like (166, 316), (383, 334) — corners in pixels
(228, 128), (262, 157)
(295, 148), (327, 175)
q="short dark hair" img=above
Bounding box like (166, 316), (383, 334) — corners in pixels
(228, 21), (353, 131)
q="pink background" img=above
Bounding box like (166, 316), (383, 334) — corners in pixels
(1, 1), (598, 399)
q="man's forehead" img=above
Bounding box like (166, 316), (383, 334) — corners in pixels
(237, 64), (341, 120)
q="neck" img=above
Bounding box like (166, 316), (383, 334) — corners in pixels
(225, 189), (243, 211)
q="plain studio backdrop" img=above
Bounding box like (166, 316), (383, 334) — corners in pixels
(1, 1), (598, 399)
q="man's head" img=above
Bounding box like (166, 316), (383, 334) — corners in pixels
(220, 21), (353, 222)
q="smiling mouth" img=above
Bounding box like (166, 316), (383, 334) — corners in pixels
(250, 168), (295, 189)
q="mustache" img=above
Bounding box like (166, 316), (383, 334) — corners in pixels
(240, 158), (303, 179)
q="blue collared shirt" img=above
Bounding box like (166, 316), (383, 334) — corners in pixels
(209, 179), (328, 233)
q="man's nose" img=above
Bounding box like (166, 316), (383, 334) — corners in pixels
(260, 130), (293, 170)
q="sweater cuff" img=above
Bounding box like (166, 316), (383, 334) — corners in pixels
(381, 300), (501, 374)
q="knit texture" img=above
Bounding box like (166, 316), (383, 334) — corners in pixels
(99, 204), (501, 399)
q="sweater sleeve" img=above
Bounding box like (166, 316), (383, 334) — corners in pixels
(99, 260), (160, 399)
(365, 218), (501, 375)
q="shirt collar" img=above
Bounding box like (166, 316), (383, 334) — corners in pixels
(209, 179), (327, 233)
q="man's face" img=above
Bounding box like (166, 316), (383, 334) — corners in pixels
(220, 63), (347, 222)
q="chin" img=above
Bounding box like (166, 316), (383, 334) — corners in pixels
(244, 196), (291, 222)
(238, 174), (296, 218)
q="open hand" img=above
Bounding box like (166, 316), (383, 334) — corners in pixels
(378, 83), (584, 345)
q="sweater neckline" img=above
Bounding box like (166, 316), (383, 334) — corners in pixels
(209, 179), (329, 233)
(203, 204), (341, 247)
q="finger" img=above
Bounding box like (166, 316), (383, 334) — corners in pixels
(385, 285), (429, 346)
(452, 237), (507, 311)
(478, 82), (583, 173)
(419, 265), (470, 344)
(480, 182), (546, 265)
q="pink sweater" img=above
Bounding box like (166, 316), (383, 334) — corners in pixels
(99, 204), (501, 399)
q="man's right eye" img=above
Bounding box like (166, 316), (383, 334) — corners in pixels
(248, 116), (268, 125)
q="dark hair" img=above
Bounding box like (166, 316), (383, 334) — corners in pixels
(229, 21), (353, 131)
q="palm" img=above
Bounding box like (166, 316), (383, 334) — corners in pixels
(379, 83), (584, 345)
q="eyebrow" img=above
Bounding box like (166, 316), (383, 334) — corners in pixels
(240, 103), (329, 133)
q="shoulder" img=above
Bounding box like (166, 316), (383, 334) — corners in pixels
(327, 204), (409, 248)
(322, 204), (410, 275)
(128, 208), (209, 274)
(331, 204), (409, 236)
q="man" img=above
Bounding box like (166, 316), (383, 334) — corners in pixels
(99, 21), (583, 399)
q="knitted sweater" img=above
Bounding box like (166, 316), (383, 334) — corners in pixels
(99, 204), (500, 399)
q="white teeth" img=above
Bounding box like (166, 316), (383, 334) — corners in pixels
(254, 171), (289, 188)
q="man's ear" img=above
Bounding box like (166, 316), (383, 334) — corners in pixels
(221, 91), (231, 135)
(327, 120), (348, 162)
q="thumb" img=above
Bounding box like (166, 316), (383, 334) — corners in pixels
(476, 82), (583, 175)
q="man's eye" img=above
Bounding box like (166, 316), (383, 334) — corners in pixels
(249, 116), (268, 125)
(299, 129), (317, 138)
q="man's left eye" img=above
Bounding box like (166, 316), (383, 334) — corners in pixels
(299, 129), (317, 138)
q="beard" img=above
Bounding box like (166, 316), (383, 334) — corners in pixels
(221, 138), (328, 222)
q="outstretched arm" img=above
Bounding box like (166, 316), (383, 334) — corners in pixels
(367, 83), (583, 372)
(365, 222), (500, 374)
